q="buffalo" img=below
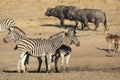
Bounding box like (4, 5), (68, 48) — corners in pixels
(69, 8), (107, 31)
(45, 5), (80, 29)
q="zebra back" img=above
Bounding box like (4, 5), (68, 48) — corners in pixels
(16, 38), (52, 57)
(0, 18), (16, 32)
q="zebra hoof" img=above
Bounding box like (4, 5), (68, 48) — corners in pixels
(46, 70), (51, 73)
(37, 69), (41, 72)
(56, 70), (61, 73)
(60, 66), (64, 72)
(37, 70), (41, 73)
(18, 70), (28, 73)
(18, 70), (21, 73)
(66, 67), (69, 73)
(48, 71), (51, 73)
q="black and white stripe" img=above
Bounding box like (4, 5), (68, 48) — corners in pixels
(3, 26), (80, 73)
(0, 18), (16, 32)
(15, 34), (63, 73)
(52, 45), (72, 72)
(3, 27), (67, 72)
(15, 30), (80, 73)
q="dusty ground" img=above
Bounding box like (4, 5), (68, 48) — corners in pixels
(0, 0), (120, 80)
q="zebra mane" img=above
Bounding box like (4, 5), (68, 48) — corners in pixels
(49, 31), (65, 40)
(9, 26), (26, 36)
(36, 38), (46, 40)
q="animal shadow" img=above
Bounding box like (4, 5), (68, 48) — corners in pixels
(96, 47), (114, 52)
(41, 24), (78, 29)
(2, 70), (47, 73)
(28, 70), (46, 73)
(96, 47), (117, 57)
(3, 70), (18, 73)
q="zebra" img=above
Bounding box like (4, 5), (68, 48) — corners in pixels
(0, 18), (16, 32)
(48, 30), (79, 72)
(3, 26), (80, 73)
(35, 31), (78, 73)
(3, 26), (67, 72)
(52, 44), (72, 72)
(13, 29), (80, 73)
(3, 26), (37, 70)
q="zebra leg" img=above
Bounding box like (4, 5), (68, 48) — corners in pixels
(45, 56), (48, 72)
(18, 57), (21, 73)
(60, 53), (64, 72)
(55, 55), (60, 73)
(21, 54), (27, 73)
(18, 53), (24, 73)
(51, 55), (55, 65)
(24, 53), (29, 71)
(37, 57), (42, 72)
(18, 53), (26, 73)
(65, 54), (71, 72)
(46, 54), (52, 73)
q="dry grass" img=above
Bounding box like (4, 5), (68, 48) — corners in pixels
(0, 0), (120, 80)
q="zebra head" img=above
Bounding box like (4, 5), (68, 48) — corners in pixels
(65, 29), (80, 47)
(3, 26), (26, 43)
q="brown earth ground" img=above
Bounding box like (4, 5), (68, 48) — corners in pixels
(0, 0), (120, 80)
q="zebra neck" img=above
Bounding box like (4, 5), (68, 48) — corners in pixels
(14, 35), (26, 42)
(63, 36), (71, 46)
(51, 38), (63, 52)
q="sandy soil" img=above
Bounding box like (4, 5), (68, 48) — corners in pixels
(0, 0), (120, 80)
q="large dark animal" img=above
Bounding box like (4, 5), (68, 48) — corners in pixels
(69, 8), (107, 31)
(45, 5), (80, 29)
